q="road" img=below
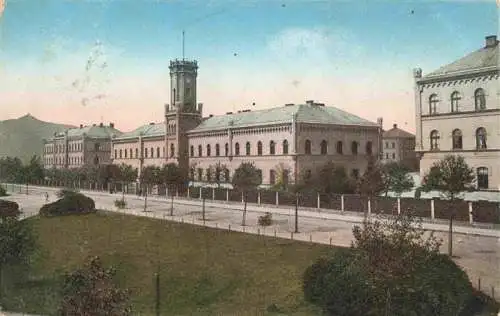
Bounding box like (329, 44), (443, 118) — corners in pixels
(3, 184), (500, 299)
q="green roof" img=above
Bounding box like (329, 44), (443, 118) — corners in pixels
(114, 123), (165, 140)
(189, 103), (378, 133)
(423, 40), (498, 79)
(51, 125), (122, 139)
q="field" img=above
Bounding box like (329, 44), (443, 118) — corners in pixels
(1, 211), (332, 315)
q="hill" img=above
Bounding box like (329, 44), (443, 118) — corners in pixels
(0, 114), (74, 163)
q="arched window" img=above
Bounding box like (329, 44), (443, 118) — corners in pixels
(246, 142), (251, 156)
(150, 147), (154, 158)
(135, 148), (139, 158)
(114, 149), (117, 159)
(215, 144), (220, 156)
(305, 140), (312, 154)
(430, 130), (440, 150)
(173, 88), (176, 103)
(452, 129), (462, 149)
(451, 91), (460, 112)
(162, 147), (165, 157)
(225, 143), (229, 156)
(124, 149), (127, 158)
(351, 141), (359, 155)
(269, 170), (276, 185)
(269, 141), (276, 155)
(170, 143), (175, 157)
(476, 127), (487, 149)
(198, 145), (202, 157)
(477, 167), (489, 189)
(429, 94), (438, 115)
(366, 141), (373, 155)
(157, 147), (160, 158)
(130, 148), (133, 158)
(474, 88), (486, 110)
(206, 144), (211, 157)
(235, 142), (240, 156)
(119, 149), (123, 159)
(336, 141), (343, 154)
(282, 140), (289, 154)
(257, 141), (263, 156)
(320, 140), (328, 155)
(190, 145), (194, 157)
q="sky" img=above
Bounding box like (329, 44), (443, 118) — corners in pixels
(0, 0), (498, 133)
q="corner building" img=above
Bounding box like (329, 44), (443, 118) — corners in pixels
(112, 59), (383, 186)
(414, 35), (499, 190)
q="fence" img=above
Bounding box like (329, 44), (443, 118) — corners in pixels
(4, 180), (500, 225)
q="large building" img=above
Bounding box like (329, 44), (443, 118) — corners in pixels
(381, 123), (418, 170)
(112, 59), (383, 186)
(43, 123), (122, 170)
(414, 35), (499, 190)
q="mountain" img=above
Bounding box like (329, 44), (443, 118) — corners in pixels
(0, 114), (75, 163)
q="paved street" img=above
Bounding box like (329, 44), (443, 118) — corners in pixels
(3, 184), (500, 299)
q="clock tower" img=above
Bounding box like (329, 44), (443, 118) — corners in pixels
(164, 59), (203, 176)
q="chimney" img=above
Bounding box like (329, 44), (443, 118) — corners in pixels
(110, 123), (114, 128)
(226, 112), (233, 115)
(306, 100), (314, 105)
(377, 117), (383, 128)
(99, 122), (103, 127)
(209, 114), (213, 118)
(485, 35), (498, 48)
(393, 123), (398, 129)
(149, 122), (155, 125)
(285, 103), (294, 107)
(80, 124), (83, 129)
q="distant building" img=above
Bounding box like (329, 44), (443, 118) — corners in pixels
(381, 123), (418, 170)
(414, 35), (499, 190)
(112, 59), (383, 186)
(43, 123), (122, 170)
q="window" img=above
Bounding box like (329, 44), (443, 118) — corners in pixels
(135, 148), (139, 158)
(477, 167), (489, 189)
(391, 142), (395, 149)
(225, 143), (229, 156)
(257, 141), (263, 156)
(269, 141), (275, 155)
(215, 144), (220, 156)
(163, 147), (165, 157)
(130, 149), (133, 158)
(336, 141), (343, 154)
(170, 143), (175, 157)
(190, 145), (194, 157)
(144, 147), (147, 158)
(235, 142), (240, 156)
(451, 91), (460, 112)
(385, 142), (388, 149)
(198, 145), (202, 157)
(95, 143), (101, 151)
(474, 88), (486, 110)
(124, 149), (128, 158)
(366, 142), (373, 155)
(246, 142), (251, 156)
(305, 140), (312, 154)
(429, 94), (438, 114)
(207, 144), (211, 157)
(282, 140), (289, 154)
(392, 153), (396, 159)
(452, 129), (463, 149)
(157, 147), (160, 158)
(305, 169), (312, 180)
(119, 149), (123, 159)
(173, 88), (176, 103)
(114, 149), (117, 159)
(320, 140), (328, 155)
(351, 141), (358, 155)
(197, 168), (203, 181)
(150, 147), (154, 158)
(430, 130), (440, 150)
(269, 170), (276, 185)
(476, 127), (487, 149)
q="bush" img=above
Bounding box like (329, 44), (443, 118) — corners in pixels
(258, 212), (272, 226)
(0, 199), (21, 218)
(0, 186), (8, 197)
(40, 192), (95, 217)
(114, 199), (127, 209)
(56, 188), (80, 199)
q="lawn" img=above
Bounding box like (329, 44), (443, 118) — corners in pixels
(1, 211), (332, 315)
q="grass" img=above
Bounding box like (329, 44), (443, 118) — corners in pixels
(2, 211), (331, 316)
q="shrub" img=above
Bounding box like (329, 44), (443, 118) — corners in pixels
(0, 186), (8, 197)
(0, 199), (21, 218)
(258, 212), (273, 226)
(114, 199), (127, 209)
(40, 192), (95, 217)
(56, 188), (80, 199)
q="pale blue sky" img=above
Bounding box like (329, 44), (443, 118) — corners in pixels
(0, 0), (498, 131)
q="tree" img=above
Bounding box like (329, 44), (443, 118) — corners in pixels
(381, 162), (415, 197)
(59, 256), (131, 316)
(419, 155), (475, 256)
(0, 203), (36, 299)
(162, 163), (184, 216)
(24, 155), (45, 185)
(272, 163), (291, 192)
(207, 162), (228, 188)
(315, 162), (355, 195)
(117, 164), (138, 198)
(0, 157), (24, 183)
(232, 162), (262, 226)
(357, 158), (385, 197)
(140, 166), (162, 212)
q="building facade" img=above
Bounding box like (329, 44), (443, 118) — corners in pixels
(112, 59), (383, 186)
(382, 123), (418, 170)
(43, 123), (122, 170)
(414, 35), (499, 190)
